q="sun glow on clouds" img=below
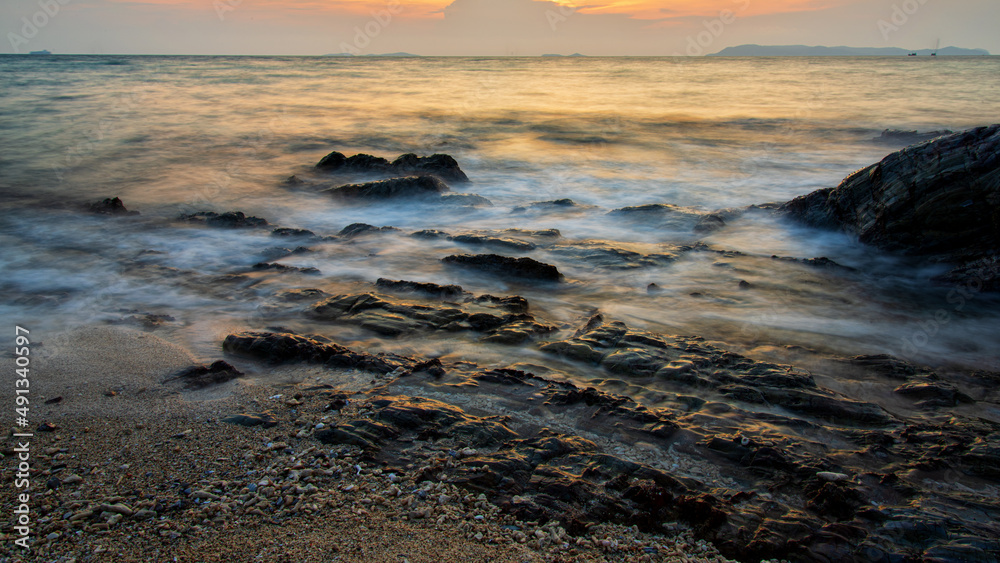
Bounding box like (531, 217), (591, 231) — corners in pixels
(103, 0), (858, 20)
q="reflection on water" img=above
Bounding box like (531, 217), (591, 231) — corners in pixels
(1, 55), (999, 375)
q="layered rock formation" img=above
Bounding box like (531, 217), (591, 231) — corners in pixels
(782, 125), (1000, 289)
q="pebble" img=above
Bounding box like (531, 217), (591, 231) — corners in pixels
(817, 471), (849, 482)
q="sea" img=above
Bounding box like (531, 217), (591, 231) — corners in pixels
(1, 55), (999, 376)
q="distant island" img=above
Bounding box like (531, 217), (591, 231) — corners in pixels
(710, 44), (990, 56)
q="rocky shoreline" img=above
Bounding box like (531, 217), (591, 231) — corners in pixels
(4, 127), (1000, 562)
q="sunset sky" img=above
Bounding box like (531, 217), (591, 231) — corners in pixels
(2, 0), (996, 56)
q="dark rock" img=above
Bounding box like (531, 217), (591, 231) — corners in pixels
(738, 280), (752, 290)
(410, 229), (450, 239)
(324, 176), (450, 200)
(271, 227), (316, 238)
(180, 211), (268, 228)
(316, 151), (347, 170)
(893, 381), (974, 407)
(391, 153), (469, 183)
(168, 360), (244, 389)
(449, 234), (536, 252)
(439, 194), (493, 207)
(782, 125), (1000, 288)
(375, 278), (466, 299)
(337, 223), (400, 238)
(770, 255), (858, 272)
(223, 331), (414, 374)
(88, 197), (139, 216)
(374, 396), (517, 447)
(275, 288), (329, 302)
(549, 241), (675, 270)
(110, 312), (176, 330)
(647, 283), (663, 294)
(37, 422), (58, 432)
(44, 396), (63, 405)
(316, 151), (469, 182)
(442, 254), (562, 282)
(251, 262), (321, 275)
(694, 214), (726, 233)
(221, 412), (278, 428)
(308, 292), (552, 341)
(847, 354), (923, 380)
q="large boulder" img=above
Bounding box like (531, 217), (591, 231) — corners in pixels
(782, 125), (1000, 287)
(441, 254), (563, 282)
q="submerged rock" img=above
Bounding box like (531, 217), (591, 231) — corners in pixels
(88, 197), (139, 216)
(375, 278), (466, 299)
(783, 125), (1000, 289)
(307, 291), (553, 340)
(324, 176), (450, 200)
(873, 129), (953, 144)
(449, 234), (536, 252)
(442, 254), (562, 282)
(337, 223), (401, 238)
(179, 211), (268, 228)
(223, 331), (415, 374)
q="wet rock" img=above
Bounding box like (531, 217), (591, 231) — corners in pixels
(271, 227), (317, 238)
(168, 360), (244, 389)
(110, 312), (176, 330)
(449, 234), (536, 252)
(324, 176), (450, 200)
(375, 278), (466, 299)
(783, 125), (1000, 289)
(308, 292), (552, 341)
(260, 246), (312, 261)
(337, 223), (400, 238)
(391, 153), (469, 183)
(180, 211), (268, 228)
(647, 283), (664, 294)
(316, 151), (469, 182)
(410, 229), (450, 239)
(694, 214), (726, 233)
(223, 331), (414, 374)
(251, 262), (321, 275)
(738, 280), (752, 290)
(88, 197), (139, 216)
(275, 288), (329, 302)
(439, 194), (493, 206)
(894, 381), (974, 408)
(549, 242), (675, 270)
(770, 255), (858, 272)
(608, 203), (707, 230)
(846, 354), (924, 380)
(442, 254), (562, 282)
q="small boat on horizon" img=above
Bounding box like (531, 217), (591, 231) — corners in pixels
(29, 49), (51, 55)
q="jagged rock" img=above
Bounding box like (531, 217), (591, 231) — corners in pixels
(337, 223), (400, 238)
(391, 153), (469, 183)
(783, 125), (1000, 289)
(179, 211), (268, 228)
(410, 229), (450, 239)
(548, 241), (675, 270)
(894, 381), (974, 408)
(168, 360), (244, 389)
(324, 176), (450, 200)
(375, 278), (466, 299)
(770, 255), (857, 272)
(307, 292), (552, 340)
(541, 318), (893, 426)
(271, 227), (316, 238)
(315, 151), (469, 182)
(449, 234), (536, 252)
(223, 331), (414, 374)
(442, 254), (562, 282)
(251, 262), (321, 275)
(88, 197), (139, 216)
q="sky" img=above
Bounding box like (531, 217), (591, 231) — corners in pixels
(2, 0), (997, 56)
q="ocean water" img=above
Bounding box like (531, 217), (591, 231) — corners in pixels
(1, 55), (999, 376)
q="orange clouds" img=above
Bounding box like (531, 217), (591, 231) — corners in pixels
(102, 0), (856, 20)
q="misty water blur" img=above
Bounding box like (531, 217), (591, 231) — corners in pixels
(1, 55), (998, 375)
